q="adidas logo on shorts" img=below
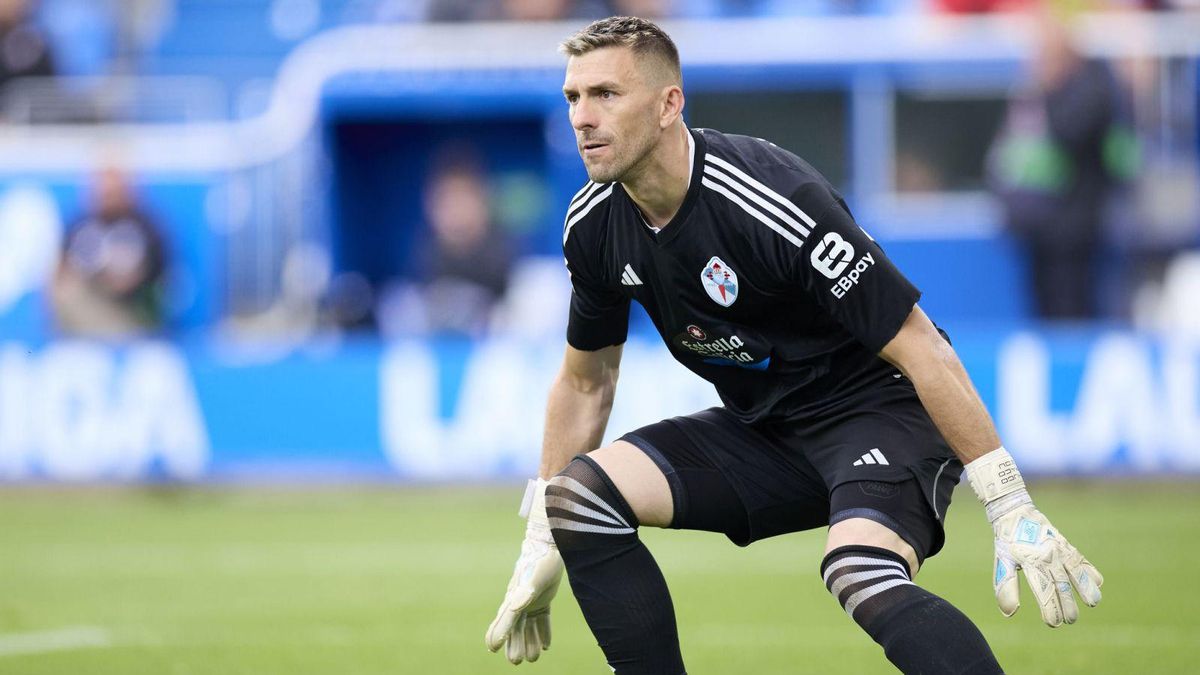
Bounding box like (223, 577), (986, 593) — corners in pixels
(853, 448), (889, 466)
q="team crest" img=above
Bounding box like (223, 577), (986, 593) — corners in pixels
(700, 256), (738, 307)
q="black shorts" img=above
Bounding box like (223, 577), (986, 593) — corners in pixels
(618, 382), (963, 563)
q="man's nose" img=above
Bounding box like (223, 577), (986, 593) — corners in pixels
(571, 97), (597, 131)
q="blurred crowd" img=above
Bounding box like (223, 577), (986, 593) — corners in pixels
(0, 0), (1196, 339)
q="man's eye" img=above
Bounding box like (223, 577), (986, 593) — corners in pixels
(601, 91), (615, 100)
(565, 95), (577, 104)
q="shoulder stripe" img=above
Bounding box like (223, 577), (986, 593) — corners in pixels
(567, 181), (604, 218)
(706, 154), (817, 231)
(563, 184), (614, 245)
(703, 163), (811, 239)
(701, 177), (803, 249)
(568, 181), (595, 207)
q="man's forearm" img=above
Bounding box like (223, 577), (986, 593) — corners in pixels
(538, 366), (618, 479)
(900, 337), (1000, 465)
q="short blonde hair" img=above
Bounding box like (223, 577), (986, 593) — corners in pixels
(559, 16), (682, 84)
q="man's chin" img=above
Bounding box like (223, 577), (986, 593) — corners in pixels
(585, 164), (621, 184)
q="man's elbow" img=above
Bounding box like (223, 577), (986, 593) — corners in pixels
(880, 306), (957, 378)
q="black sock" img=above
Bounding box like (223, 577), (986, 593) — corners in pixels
(548, 455), (686, 675)
(822, 545), (1004, 675)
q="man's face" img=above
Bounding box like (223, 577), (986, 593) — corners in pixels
(562, 47), (664, 184)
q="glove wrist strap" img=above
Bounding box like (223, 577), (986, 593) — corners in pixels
(519, 478), (554, 543)
(965, 447), (1029, 521)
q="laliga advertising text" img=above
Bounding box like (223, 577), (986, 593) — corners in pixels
(0, 342), (209, 480)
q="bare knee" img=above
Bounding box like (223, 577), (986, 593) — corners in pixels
(826, 518), (921, 576)
(582, 441), (674, 528)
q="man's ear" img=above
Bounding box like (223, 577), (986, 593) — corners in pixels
(660, 86), (684, 129)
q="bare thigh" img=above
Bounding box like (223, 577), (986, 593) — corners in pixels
(587, 440), (674, 528)
(826, 518), (921, 576)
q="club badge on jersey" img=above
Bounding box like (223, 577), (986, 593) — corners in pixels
(701, 256), (738, 307)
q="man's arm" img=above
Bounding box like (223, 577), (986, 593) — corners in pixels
(878, 305), (1103, 627)
(878, 305), (997, 465)
(539, 343), (623, 478)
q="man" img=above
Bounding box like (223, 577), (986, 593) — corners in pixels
(52, 166), (168, 337)
(486, 16), (1103, 674)
(988, 10), (1127, 320)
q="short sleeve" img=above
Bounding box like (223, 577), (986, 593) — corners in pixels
(564, 236), (630, 351)
(788, 183), (920, 352)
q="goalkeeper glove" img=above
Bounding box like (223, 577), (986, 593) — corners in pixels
(486, 478), (564, 664)
(965, 448), (1104, 627)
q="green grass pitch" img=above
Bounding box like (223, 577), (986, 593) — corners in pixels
(0, 482), (1196, 674)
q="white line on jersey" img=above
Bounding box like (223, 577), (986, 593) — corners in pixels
(563, 183), (614, 245)
(702, 163), (811, 238)
(706, 154), (817, 230)
(620, 264), (643, 286)
(701, 177), (804, 249)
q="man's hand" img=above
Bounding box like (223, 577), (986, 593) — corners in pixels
(965, 448), (1104, 627)
(486, 478), (564, 664)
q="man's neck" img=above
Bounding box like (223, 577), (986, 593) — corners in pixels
(622, 124), (693, 230)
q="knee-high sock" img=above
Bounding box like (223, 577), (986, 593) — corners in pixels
(548, 456), (686, 675)
(822, 545), (1004, 675)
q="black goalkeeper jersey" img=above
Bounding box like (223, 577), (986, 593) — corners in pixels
(563, 128), (922, 424)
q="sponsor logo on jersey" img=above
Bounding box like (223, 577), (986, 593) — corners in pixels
(830, 252), (876, 299)
(700, 256), (738, 307)
(686, 324), (707, 340)
(811, 231), (877, 299)
(810, 232), (856, 279)
(674, 332), (770, 370)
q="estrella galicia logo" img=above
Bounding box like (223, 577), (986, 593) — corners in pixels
(672, 326), (770, 371)
(700, 256), (738, 307)
(810, 231), (855, 279)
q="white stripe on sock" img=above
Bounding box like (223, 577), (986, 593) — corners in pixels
(547, 517), (635, 536)
(829, 567), (909, 598)
(548, 476), (630, 528)
(844, 578), (914, 619)
(545, 494), (626, 528)
(823, 556), (909, 584)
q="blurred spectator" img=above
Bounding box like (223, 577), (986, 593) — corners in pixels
(51, 167), (169, 338)
(378, 148), (513, 338)
(987, 10), (1131, 320)
(0, 0), (55, 89)
(606, 0), (676, 17)
(424, 0), (609, 21)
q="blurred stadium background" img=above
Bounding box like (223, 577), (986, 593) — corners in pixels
(0, 0), (1198, 672)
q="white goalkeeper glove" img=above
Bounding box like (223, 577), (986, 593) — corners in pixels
(486, 478), (564, 664)
(965, 448), (1104, 627)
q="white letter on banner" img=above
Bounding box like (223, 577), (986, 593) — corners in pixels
(380, 342), (443, 477)
(997, 333), (1070, 472)
(112, 344), (209, 480)
(447, 340), (548, 477)
(1163, 338), (1200, 470)
(0, 344), (33, 477)
(35, 342), (117, 480)
(1070, 334), (1162, 472)
(381, 341), (556, 479)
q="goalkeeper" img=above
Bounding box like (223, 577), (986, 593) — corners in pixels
(487, 16), (1103, 674)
